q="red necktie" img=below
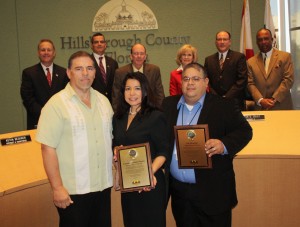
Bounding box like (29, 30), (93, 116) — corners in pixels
(99, 57), (107, 84)
(46, 68), (52, 86)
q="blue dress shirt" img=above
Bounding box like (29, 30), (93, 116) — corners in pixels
(170, 95), (205, 183)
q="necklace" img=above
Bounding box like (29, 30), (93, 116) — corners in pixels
(129, 107), (139, 115)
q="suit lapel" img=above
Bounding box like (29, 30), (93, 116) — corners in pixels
(142, 63), (148, 75)
(223, 50), (232, 68)
(266, 49), (278, 77)
(126, 113), (142, 131)
(129, 64), (134, 73)
(198, 94), (213, 124)
(171, 100), (180, 126)
(165, 96), (181, 142)
(105, 56), (111, 80)
(119, 114), (129, 132)
(256, 54), (267, 79)
(51, 64), (61, 90)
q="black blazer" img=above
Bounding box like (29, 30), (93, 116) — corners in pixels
(112, 110), (169, 161)
(20, 63), (68, 129)
(204, 49), (248, 110)
(162, 93), (252, 215)
(91, 54), (118, 103)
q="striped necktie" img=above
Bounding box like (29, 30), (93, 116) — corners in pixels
(99, 57), (107, 84)
(219, 54), (224, 70)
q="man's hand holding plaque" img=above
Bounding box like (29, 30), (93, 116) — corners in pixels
(114, 143), (155, 192)
(174, 124), (212, 169)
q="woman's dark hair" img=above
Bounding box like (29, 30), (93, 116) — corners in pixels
(114, 72), (159, 118)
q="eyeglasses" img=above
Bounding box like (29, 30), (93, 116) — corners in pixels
(182, 76), (205, 83)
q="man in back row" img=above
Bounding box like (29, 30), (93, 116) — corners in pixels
(247, 28), (294, 110)
(20, 39), (68, 129)
(204, 30), (248, 111)
(112, 43), (165, 111)
(90, 32), (119, 103)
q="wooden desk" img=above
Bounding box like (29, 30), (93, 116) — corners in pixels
(0, 130), (57, 227)
(1, 111), (300, 227)
(232, 111), (300, 227)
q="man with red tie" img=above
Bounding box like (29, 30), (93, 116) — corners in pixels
(20, 39), (68, 130)
(90, 33), (119, 103)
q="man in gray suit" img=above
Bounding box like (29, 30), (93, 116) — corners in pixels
(112, 43), (165, 111)
(247, 28), (294, 110)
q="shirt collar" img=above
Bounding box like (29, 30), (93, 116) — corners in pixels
(219, 50), (229, 59)
(261, 48), (273, 58)
(65, 83), (95, 101)
(132, 64), (144, 73)
(40, 63), (53, 71)
(177, 65), (184, 71)
(93, 53), (105, 59)
(177, 93), (206, 110)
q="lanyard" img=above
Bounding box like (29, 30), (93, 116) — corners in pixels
(181, 104), (201, 125)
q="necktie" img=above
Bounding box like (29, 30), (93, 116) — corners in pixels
(219, 54), (224, 70)
(46, 68), (52, 87)
(99, 57), (107, 84)
(264, 53), (268, 72)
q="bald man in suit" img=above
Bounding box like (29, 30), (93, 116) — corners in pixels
(20, 39), (68, 130)
(247, 28), (294, 110)
(112, 43), (165, 111)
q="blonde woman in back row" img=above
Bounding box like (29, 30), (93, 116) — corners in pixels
(169, 44), (198, 96)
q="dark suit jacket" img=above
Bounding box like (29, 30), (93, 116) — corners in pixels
(247, 48), (294, 110)
(204, 49), (248, 110)
(20, 63), (68, 129)
(162, 93), (252, 215)
(112, 63), (165, 111)
(91, 54), (119, 103)
(112, 110), (169, 161)
(112, 110), (169, 223)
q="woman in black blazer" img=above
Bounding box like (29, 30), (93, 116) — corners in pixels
(113, 72), (169, 227)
